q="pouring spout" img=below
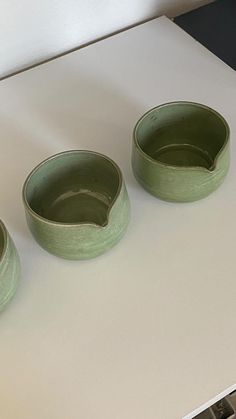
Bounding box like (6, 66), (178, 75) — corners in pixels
(207, 162), (216, 173)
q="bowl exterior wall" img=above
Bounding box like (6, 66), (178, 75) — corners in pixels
(24, 181), (130, 260)
(132, 141), (230, 202)
(0, 227), (20, 311)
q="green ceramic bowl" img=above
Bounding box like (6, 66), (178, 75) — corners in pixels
(132, 102), (230, 202)
(0, 220), (20, 311)
(23, 150), (130, 260)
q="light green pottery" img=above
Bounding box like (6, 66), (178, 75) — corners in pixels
(132, 102), (230, 202)
(23, 150), (130, 260)
(0, 220), (20, 311)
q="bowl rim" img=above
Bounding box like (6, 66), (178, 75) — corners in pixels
(133, 101), (230, 172)
(0, 220), (8, 264)
(22, 150), (123, 227)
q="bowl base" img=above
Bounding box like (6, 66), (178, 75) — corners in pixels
(45, 190), (110, 226)
(152, 143), (213, 169)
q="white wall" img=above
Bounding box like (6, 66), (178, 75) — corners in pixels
(1, 0), (213, 78)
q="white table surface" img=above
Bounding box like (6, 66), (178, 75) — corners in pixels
(1, 16), (236, 419)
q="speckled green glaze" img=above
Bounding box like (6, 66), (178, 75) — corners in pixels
(23, 151), (130, 260)
(132, 102), (230, 202)
(0, 221), (20, 311)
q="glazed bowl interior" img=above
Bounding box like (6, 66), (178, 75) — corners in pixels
(135, 103), (229, 170)
(24, 151), (121, 226)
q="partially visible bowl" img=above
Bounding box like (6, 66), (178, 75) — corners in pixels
(132, 102), (230, 202)
(23, 150), (130, 260)
(0, 220), (20, 311)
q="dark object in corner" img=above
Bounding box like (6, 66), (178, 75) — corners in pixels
(174, 0), (236, 71)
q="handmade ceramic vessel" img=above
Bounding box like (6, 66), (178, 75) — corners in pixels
(0, 220), (20, 311)
(23, 150), (130, 260)
(132, 102), (230, 202)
